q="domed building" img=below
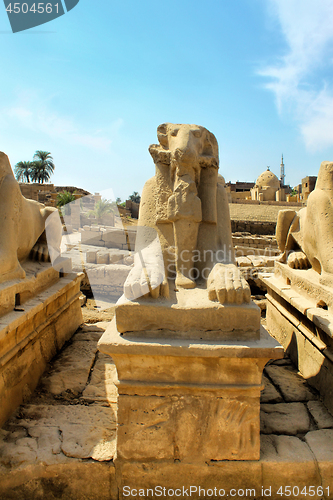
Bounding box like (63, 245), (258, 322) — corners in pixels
(251, 167), (281, 201)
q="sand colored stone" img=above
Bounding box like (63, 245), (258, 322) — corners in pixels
(260, 435), (322, 498)
(260, 402), (311, 435)
(116, 286), (260, 338)
(2, 327), (333, 499)
(0, 404), (116, 464)
(81, 352), (118, 403)
(97, 123), (284, 466)
(307, 401), (333, 429)
(263, 263), (333, 414)
(99, 319), (283, 462)
(123, 123), (250, 305)
(260, 374), (283, 403)
(264, 364), (317, 402)
(0, 152), (62, 284)
(305, 429), (333, 497)
(41, 340), (98, 395)
(276, 160), (333, 287)
(0, 263), (83, 427)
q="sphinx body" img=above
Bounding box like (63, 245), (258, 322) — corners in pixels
(124, 123), (250, 304)
(276, 161), (333, 286)
(0, 152), (61, 284)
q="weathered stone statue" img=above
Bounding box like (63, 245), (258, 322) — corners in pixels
(0, 152), (59, 284)
(276, 161), (333, 286)
(99, 124), (283, 464)
(124, 123), (250, 304)
(264, 161), (333, 416)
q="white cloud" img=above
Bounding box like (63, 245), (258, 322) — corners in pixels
(259, 0), (333, 151)
(1, 92), (122, 152)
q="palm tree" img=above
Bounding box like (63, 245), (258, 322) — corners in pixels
(57, 191), (76, 216)
(31, 151), (55, 183)
(14, 161), (34, 183)
(129, 191), (141, 204)
(88, 198), (117, 223)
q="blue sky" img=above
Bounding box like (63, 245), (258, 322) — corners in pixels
(0, 0), (332, 200)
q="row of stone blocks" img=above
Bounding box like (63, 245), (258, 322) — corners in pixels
(81, 227), (137, 250)
(0, 262), (83, 427)
(232, 235), (278, 248)
(86, 250), (134, 266)
(1, 444), (333, 500)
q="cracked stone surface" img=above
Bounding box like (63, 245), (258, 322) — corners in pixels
(82, 353), (118, 403)
(305, 429), (333, 461)
(260, 402), (312, 435)
(307, 401), (333, 429)
(41, 340), (98, 395)
(264, 364), (317, 402)
(260, 374), (283, 403)
(0, 322), (117, 470)
(1, 403), (117, 465)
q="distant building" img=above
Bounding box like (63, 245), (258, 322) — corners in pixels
(251, 167), (281, 201)
(225, 181), (255, 192)
(250, 165), (293, 202)
(300, 176), (317, 201)
(225, 180), (254, 201)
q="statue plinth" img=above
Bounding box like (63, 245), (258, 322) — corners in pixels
(98, 308), (283, 462)
(116, 285), (261, 340)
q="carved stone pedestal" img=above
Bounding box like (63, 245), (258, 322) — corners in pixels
(98, 300), (283, 462)
(262, 262), (333, 414)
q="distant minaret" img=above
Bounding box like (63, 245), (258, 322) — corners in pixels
(280, 154), (285, 186)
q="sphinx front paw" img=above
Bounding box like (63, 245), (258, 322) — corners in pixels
(207, 263), (251, 304)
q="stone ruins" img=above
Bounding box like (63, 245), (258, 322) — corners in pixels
(1, 137), (333, 499)
(0, 152), (83, 427)
(263, 161), (333, 414)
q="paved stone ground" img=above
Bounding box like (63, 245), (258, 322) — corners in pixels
(1, 321), (333, 496)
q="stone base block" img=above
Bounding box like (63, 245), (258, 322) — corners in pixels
(98, 319), (283, 462)
(117, 391), (260, 462)
(0, 263), (83, 427)
(116, 286), (261, 339)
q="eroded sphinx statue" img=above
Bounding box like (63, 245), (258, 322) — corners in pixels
(276, 161), (333, 287)
(124, 123), (250, 304)
(0, 152), (60, 284)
